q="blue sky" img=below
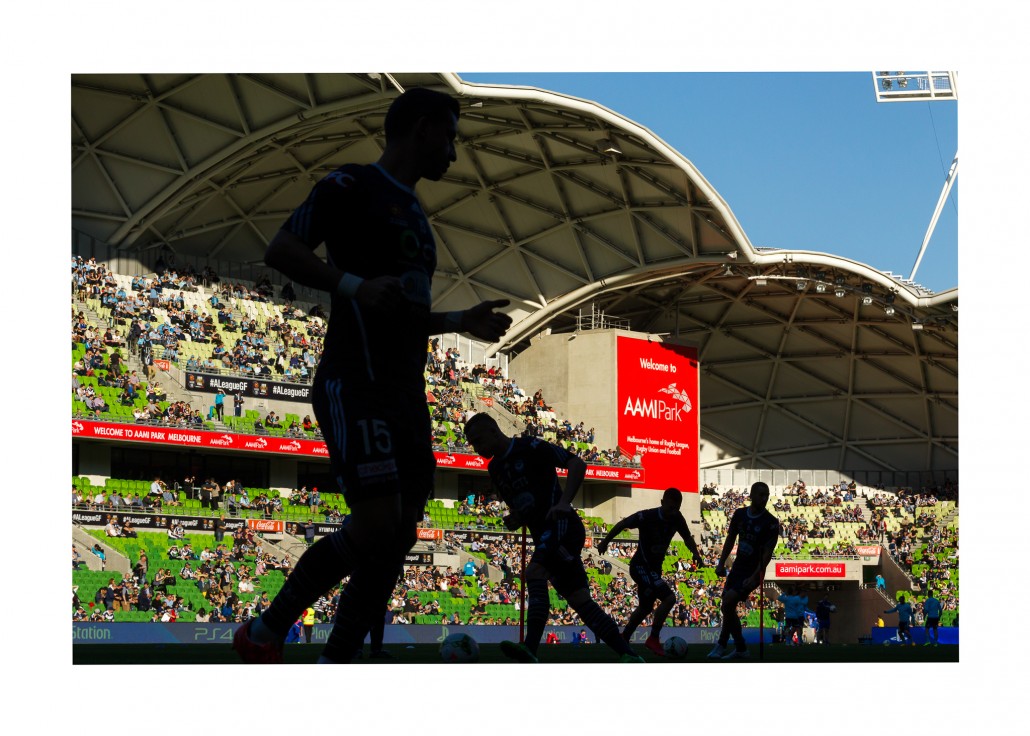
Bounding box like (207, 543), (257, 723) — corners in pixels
(459, 72), (958, 294)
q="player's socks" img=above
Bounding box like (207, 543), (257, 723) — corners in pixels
(577, 599), (635, 656)
(258, 529), (358, 641)
(524, 579), (549, 654)
(323, 565), (398, 663)
(724, 614), (744, 651)
(249, 616), (275, 645)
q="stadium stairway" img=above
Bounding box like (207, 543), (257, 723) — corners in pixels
(582, 547), (632, 578)
(268, 531), (309, 563)
(73, 525), (130, 576)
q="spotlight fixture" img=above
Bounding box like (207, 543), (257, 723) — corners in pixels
(796, 280), (807, 291)
(756, 277), (768, 286)
(835, 275), (845, 286)
(912, 321), (924, 331)
(861, 296), (873, 305)
(861, 283), (873, 295)
(815, 283), (827, 293)
(834, 288), (846, 298)
(597, 137), (622, 155)
(885, 292), (896, 305)
(884, 306), (895, 315)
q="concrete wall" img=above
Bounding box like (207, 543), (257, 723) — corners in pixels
(268, 457), (300, 492)
(509, 329), (646, 455)
(77, 442), (112, 482)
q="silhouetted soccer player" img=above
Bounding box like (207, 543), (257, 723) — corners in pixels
(233, 87), (511, 664)
(463, 413), (644, 663)
(597, 487), (702, 656)
(708, 481), (780, 661)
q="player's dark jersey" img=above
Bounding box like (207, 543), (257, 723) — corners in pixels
(727, 506), (780, 573)
(624, 507), (690, 572)
(487, 437), (577, 540)
(283, 163), (436, 392)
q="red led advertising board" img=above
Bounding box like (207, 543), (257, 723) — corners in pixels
(616, 337), (699, 493)
(72, 420), (642, 483)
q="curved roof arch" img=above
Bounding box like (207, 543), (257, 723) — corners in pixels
(71, 72), (957, 472)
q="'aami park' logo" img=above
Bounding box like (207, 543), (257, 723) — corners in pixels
(244, 437), (268, 449)
(623, 382), (693, 421)
(72, 421), (84, 434)
(209, 434), (234, 447)
(279, 441), (302, 452)
(465, 456), (486, 468)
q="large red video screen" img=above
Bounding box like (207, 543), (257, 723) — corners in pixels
(616, 336), (700, 493)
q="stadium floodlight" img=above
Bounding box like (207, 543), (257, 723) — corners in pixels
(834, 288), (846, 298)
(861, 296), (873, 305)
(796, 280), (807, 291)
(884, 305), (895, 315)
(912, 321), (924, 331)
(597, 138), (622, 155)
(815, 283), (827, 293)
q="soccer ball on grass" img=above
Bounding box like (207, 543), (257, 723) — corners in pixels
(663, 636), (689, 659)
(439, 632), (480, 663)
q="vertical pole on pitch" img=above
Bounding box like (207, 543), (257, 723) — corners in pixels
(759, 570), (766, 660)
(519, 526), (527, 643)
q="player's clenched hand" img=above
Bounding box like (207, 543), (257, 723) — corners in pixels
(715, 562), (727, 577)
(545, 501), (574, 521)
(462, 300), (512, 342)
(597, 540), (609, 555)
(354, 276), (404, 312)
(503, 512), (522, 531)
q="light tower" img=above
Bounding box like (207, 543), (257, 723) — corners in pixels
(871, 72), (958, 282)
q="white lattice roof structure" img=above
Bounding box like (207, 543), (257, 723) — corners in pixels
(72, 72), (957, 473)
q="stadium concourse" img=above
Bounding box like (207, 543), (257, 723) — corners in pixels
(71, 73), (958, 656)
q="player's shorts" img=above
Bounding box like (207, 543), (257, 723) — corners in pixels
(531, 513), (588, 595)
(925, 617), (940, 629)
(312, 375), (434, 507)
(723, 561), (762, 596)
(629, 559), (672, 603)
(785, 617), (802, 629)
(898, 621), (911, 633)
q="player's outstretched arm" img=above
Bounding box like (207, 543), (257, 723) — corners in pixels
(597, 518), (629, 554)
(681, 528), (703, 564)
(429, 300), (512, 342)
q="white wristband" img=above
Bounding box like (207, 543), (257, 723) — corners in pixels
(334, 273), (364, 299)
(444, 310), (464, 332)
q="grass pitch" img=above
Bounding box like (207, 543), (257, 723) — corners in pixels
(73, 641), (958, 665)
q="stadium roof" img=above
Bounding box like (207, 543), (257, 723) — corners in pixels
(71, 72), (958, 473)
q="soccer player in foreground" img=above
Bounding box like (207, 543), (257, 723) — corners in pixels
(708, 481), (780, 661)
(233, 87), (511, 664)
(463, 413), (644, 663)
(596, 488), (702, 657)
